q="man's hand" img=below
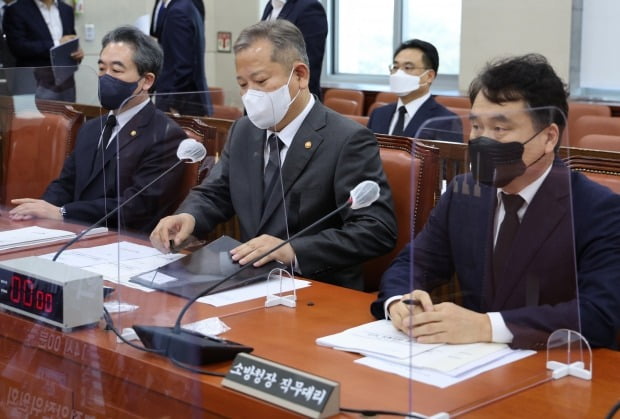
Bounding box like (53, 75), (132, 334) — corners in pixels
(388, 290), (434, 333)
(389, 290), (492, 344)
(230, 234), (295, 267)
(9, 198), (62, 221)
(59, 35), (84, 63)
(149, 213), (196, 253)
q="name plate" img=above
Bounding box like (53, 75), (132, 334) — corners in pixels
(222, 353), (340, 418)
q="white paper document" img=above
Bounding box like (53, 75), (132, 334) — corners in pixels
(316, 320), (535, 388)
(0, 226), (106, 251)
(40, 241), (183, 290)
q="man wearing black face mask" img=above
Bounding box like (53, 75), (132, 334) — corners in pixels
(9, 26), (187, 233)
(372, 54), (620, 350)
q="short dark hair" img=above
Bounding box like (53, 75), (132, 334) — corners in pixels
(233, 20), (309, 70)
(394, 39), (439, 73)
(101, 25), (163, 78)
(468, 53), (569, 135)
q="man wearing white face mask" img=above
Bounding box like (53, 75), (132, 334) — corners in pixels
(151, 20), (397, 291)
(368, 39), (462, 142)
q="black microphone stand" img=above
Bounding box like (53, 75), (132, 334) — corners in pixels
(132, 198), (353, 366)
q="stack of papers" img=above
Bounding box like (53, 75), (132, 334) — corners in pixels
(316, 320), (535, 388)
(0, 226), (107, 251)
(41, 241), (183, 291)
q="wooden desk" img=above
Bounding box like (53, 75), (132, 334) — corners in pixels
(0, 227), (617, 418)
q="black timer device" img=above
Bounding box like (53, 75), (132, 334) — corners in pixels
(0, 256), (103, 331)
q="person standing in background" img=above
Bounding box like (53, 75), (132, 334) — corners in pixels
(0, 0), (17, 69)
(3, 0), (84, 101)
(150, 0), (212, 116)
(261, 0), (327, 101)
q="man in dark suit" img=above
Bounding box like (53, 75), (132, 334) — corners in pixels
(368, 39), (462, 142)
(371, 54), (620, 349)
(261, 0), (327, 101)
(150, 20), (397, 290)
(9, 26), (187, 234)
(150, 0), (212, 116)
(3, 0), (83, 101)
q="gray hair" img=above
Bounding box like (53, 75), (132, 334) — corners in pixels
(233, 20), (309, 69)
(101, 25), (163, 78)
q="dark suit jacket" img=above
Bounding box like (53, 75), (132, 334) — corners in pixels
(177, 101), (398, 290)
(371, 159), (620, 349)
(152, 0), (212, 116)
(42, 101), (187, 233)
(3, 0), (75, 67)
(368, 96), (463, 142)
(261, 0), (328, 100)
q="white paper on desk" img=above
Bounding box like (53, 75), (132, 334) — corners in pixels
(42, 241), (163, 267)
(0, 226), (74, 250)
(197, 279), (311, 306)
(361, 342), (511, 374)
(40, 241), (183, 290)
(356, 349), (535, 388)
(316, 320), (441, 359)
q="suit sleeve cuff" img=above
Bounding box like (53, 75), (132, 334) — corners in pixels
(384, 295), (403, 319)
(487, 312), (514, 343)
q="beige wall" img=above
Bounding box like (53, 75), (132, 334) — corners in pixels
(459, 0), (573, 93)
(75, 0), (263, 106)
(74, 0), (153, 73)
(73, 0), (574, 100)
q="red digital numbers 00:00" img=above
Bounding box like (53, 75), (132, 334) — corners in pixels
(9, 274), (53, 313)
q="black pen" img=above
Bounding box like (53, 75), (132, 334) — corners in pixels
(401, 298), (421, 306)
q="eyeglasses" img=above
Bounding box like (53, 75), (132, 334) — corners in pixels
(388, 64), (429, 74)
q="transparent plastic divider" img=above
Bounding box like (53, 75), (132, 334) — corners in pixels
(388, 106), (583, 417)
(107, 90), (273, 407)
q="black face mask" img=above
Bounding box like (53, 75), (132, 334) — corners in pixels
(468, 130), (542, 188)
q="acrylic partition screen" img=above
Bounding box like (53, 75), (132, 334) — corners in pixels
(0, 65), (109, 417)
(386, 105), (588, 417)
(0, 79), (595, 417)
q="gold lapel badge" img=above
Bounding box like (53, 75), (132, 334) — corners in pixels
(304, 141), (312, 149)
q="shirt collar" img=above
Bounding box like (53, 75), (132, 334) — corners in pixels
(398, 92), (431, 118)
(498, 162), (553, 207)
(110, 97), (149, 131)
(267, 95), (315, 149)
(34, 0), (58, 9)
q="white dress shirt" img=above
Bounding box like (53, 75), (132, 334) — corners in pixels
(388, 92), (431, 135)
(268, 0), (286, 20)
(34, 0), (62, 46)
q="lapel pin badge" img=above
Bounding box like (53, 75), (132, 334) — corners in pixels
(304, 141), (312, 149)
(130, 130), (137, 137)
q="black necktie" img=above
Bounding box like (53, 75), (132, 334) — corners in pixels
(93, 115), (117, 169)
(263, 134), (282, 210)
(493, 193), (525, 283)
(391, 106), (407, 136)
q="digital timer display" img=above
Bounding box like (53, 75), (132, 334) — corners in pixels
(0, 268), (63, 323)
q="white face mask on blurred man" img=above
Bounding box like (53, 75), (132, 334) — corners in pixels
(389, 69), (429, 97)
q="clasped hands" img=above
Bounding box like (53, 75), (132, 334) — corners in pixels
(389, 290), (492, 344)
(149, 213), (296, 266)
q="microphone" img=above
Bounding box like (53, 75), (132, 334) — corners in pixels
(52, 138), (206, 261)
(132, 180), (381, 366)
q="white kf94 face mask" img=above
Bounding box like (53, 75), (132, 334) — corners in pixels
(242, 68), (300, 130)
(389, 69), (429, 97)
